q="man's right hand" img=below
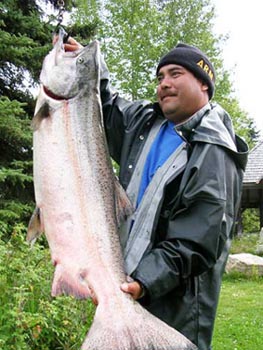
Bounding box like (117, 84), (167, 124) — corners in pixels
(64, 37), (83, 52)
(52, 35), (83, 52)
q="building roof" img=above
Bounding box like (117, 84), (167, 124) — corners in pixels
(243, 140), (263, 184)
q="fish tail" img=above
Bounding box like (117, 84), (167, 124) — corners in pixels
(81, 302), (197, 350)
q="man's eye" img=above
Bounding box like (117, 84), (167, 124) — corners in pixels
(171, 71), (179, 78)
(157, 76), (163, 84)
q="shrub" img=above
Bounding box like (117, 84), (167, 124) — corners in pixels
(0, 224), (94, 350)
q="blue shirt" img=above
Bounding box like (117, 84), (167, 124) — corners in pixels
(137, 121), (183, 206)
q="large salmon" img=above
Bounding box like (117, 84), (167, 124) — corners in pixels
(27, 29), (197, 350)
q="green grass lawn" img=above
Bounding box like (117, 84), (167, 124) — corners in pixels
(212, 275), (263, 349)
(212, 233), (263, 349)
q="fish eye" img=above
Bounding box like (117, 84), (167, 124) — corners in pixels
(77, 57), (84, 64)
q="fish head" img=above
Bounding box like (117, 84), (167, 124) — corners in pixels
(40, 29), (100, 100)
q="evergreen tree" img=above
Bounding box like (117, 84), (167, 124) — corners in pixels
(0, 0), (56, 237)
(0, 0), (100, 237)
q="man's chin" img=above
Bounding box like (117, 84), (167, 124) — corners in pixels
(161, 105), (177, 120)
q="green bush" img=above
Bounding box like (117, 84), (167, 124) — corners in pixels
(242, 208), (260, 234)
(231, 232), (263, 257)
(0, 224), (95, 350)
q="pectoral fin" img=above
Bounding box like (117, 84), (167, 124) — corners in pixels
(114, 177), (134, 228)
(31, 101), (50, 131)
(27, 207), (44, 246)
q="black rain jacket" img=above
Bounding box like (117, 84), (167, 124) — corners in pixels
(100, 63), (248, 350)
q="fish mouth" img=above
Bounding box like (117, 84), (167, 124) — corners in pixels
(43, 86), (67, 100)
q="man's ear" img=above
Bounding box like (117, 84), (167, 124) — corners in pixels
(201, 82), (209, 93)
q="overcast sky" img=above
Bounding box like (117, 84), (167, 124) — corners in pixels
(212, 0), (262, 137)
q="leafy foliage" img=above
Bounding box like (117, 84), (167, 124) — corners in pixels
(0, 97), (32, 164)
(0, 96), (34, 238)
(0, 225), (94, 349)
(241, 208), (260, 234)
(75, 0), (259, 145)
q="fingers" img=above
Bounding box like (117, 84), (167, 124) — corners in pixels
(120, 281), (143, 300)
(64, 37), (83, 52)
(91, 296), (98, 306)
(52, 35), (83, 52)
(89, 287), (98, 306)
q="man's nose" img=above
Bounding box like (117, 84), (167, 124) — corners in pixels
(159, 76), (172, 88)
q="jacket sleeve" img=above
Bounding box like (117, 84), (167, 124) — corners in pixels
(132, 143), (240, 303)
(99, 53), (153, 164)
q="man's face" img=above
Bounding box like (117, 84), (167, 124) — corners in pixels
(156, 64), (209, 124)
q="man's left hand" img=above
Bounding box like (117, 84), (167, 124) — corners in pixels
(120, 280), (144, 300)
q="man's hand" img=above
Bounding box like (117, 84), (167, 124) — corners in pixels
(52, 35), (83, 52)
(64, 37), (83, 52)
(90, 281), (143, 306)
(120, 280), (144, 300)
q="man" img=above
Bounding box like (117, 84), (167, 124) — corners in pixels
(65, 39), (248, 349)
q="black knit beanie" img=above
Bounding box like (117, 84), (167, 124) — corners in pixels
(156, 43), (216, 100)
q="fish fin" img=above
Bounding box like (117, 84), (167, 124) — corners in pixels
(31, 101), (50, 131)
(51, 265), (91, 299)
(27, 207), (43, 246)
(81, 301), (197, 350)
(114, 177), (134, 228)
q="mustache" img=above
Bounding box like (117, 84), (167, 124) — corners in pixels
(159, 92), (178, 101)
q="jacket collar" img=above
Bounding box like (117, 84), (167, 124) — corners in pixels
(175, 103), (211, 136)
(154, 102), (238, 151)
(153, 101), (248, 171)
(152, 101), (210, 125)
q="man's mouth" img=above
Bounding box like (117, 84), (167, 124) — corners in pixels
(161, 94), (176, 101)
